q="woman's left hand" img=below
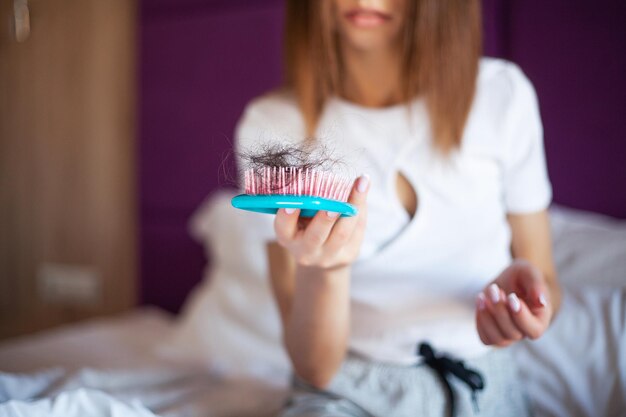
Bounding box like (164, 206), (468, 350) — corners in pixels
(475, 259), (553, 347)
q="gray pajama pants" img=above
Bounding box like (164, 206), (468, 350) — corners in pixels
(277, 348), (530, 417)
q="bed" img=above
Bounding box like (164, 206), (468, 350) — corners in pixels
(1, 197), (625, 417)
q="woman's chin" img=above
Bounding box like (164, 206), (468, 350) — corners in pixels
(341, 34), (399, 54)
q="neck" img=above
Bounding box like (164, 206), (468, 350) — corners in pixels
(341, 44), (403, 107)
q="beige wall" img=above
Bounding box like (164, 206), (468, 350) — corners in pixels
(0, 0), (137, 339)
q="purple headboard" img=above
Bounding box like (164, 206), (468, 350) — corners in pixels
(140, 0), (626, 312)
(496, 0), (626, 218)
(140, 0), (284, 311)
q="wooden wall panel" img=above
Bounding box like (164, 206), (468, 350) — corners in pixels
(0, 0), (137, 339)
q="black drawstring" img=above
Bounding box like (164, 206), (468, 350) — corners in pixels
(418, 342), (485, 417)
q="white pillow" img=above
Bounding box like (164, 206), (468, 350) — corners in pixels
(158, 189), (289, 384)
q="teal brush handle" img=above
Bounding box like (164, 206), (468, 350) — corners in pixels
(231, 194), (357, 218)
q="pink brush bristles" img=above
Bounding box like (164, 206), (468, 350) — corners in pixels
(244, 167), (353, 202)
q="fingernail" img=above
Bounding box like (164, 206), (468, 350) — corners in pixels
(488, 284), (500, 303)
(476, 293), (486, 311)
(508, 293), (521, 313)
(327, 211), (339, 218)
(284, 208), (295, 215)
(539, 293), (548, 307)
(357, 174), (370, 193)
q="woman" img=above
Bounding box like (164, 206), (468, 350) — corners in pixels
(235, 0), (560, 415)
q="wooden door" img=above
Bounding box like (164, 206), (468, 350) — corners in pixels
(0, 0), (137, 339)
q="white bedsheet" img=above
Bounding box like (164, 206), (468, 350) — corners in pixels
(0, 309), (287, 417)
(0, 366), (287, 417)
(1, 383), (156, 417)
(0, 308), (173, 373)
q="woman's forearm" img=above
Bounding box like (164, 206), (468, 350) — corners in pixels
(284, 264), (351, 388)
(270, 176), (370, 387)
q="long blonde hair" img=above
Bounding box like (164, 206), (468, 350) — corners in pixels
(284, 0), (482, 152)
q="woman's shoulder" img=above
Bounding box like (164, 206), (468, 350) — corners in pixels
(240, 88), (302, 125)
(476, 57), (538, 109)
(462, 58), (542, 151)
(235, 88), (306, 147)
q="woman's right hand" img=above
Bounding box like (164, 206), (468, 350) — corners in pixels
(273, 174), (370, 270)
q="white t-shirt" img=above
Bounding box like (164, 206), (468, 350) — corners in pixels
(235, 58), (552, 364)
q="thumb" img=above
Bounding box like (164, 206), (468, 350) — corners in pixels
(347, 174), (370, 210)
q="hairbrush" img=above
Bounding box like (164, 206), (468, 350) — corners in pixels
(231, 166), (357, 217)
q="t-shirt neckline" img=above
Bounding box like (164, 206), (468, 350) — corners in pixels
(330, 95), (422, 116)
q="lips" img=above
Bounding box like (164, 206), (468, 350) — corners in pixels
(344, 8), (391, 27)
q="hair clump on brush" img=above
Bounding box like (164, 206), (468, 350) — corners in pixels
(239, 141), (344, 174)
(238, 141), (353, 200)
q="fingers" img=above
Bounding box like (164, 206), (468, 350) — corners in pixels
(347, 175), (370, 208)
(507, 293), (548, 340)
(476, 293), (512, 347)
(484, 284), (523, 341)
(302, 209), (341, 250)
(273, 174), (370, 269)
(343, 203), (368, 252)
(274, 208), (300, 246)
(508, 259), (548, 309)
(324, 175), (370, 251)
(476, 294), (498, 345)
(476, 282), (549, 346)
(301, 174), (369, 251)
